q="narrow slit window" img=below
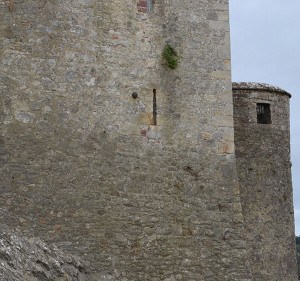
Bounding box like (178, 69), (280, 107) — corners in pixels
(152, 89), (157, 125)
(256, 103), (271, 124)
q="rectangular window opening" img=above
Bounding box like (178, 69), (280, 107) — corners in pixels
(257, 103), (271, 124)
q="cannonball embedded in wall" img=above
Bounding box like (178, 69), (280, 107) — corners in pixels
(132, 92), (138, 99)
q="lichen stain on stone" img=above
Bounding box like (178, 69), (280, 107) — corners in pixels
(15, 111), (35, 123)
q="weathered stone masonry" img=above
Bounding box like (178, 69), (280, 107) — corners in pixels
(0, 1), (297, 280)
(233, 82), (297, 281)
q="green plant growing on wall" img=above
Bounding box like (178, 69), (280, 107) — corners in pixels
(162, 44), (179, 69)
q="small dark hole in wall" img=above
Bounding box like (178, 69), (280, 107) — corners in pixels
(257, 103), (271, 124)
(283, 193), (288, 201)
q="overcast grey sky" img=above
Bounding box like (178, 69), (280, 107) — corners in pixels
(229, 0), (300, 234)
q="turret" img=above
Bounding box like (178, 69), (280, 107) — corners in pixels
(233, 82), (297, 280)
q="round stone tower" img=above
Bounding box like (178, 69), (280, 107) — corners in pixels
(233, 82), (297, 281)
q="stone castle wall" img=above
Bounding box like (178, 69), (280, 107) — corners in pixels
(233, 82), (297, 280)
(0, 0), (297, 280)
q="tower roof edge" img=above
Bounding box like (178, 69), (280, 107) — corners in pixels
(232, 82), (291, 98)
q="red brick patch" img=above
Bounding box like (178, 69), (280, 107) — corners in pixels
(138, 0), (147, 7)
(140, 129), (147, 137)
(137, 0), (155, 13)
